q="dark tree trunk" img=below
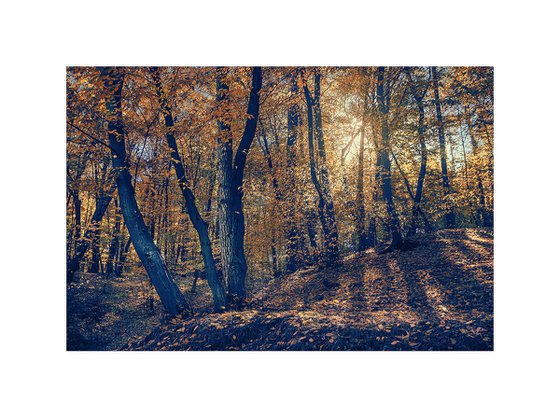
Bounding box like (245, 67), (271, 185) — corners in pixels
(150, 67), (227, 311)
(100, 67), (189, 317)
(375, 67), (402, 252)
(405, 68), (432, 236)
(216, 67), (262, 307)
(302, 69), (340, 265)
(431, 66), (456, 228)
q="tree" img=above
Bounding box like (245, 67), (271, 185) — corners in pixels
(216, 67), (262, 307)
(431, 66), (456, 228)
(374, 67), (403, 251)
(405, 67), (432, 236)
(100, 66), (189, 316)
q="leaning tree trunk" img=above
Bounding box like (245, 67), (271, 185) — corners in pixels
(100, 66), (189, 316)
(375, 67), (402, 252)
(216, 67), (262, 307)
(431, 66), (456, 228)
(150, 67), (227, 312)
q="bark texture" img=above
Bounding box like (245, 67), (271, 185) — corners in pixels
(216, 67), (262, 307)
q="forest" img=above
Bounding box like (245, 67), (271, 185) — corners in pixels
(66, 66), (493, 351)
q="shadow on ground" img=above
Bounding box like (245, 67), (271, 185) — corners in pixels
(116, 228), (493, 351)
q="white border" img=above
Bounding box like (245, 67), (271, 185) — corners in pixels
(2, 1), (559, 417)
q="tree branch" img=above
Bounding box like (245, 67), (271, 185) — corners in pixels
(67, 121), (118, 153)
(233, 67), (263, 186)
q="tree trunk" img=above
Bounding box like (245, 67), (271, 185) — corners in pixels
(375, 67), (402, 251)
(150, 67), (227, 311)
(100, 66), (189, 317)
(302, 69), (340, 265)
(405, 69), (431, 236)
(312, 71), (340, 263)
(216, 67), (262, 307)
(431, 66), (456, 228)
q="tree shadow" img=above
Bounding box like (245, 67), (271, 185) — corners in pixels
(390, 230), (493, 324)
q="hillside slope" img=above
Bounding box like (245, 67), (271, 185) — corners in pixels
(124, 228), (493, 351)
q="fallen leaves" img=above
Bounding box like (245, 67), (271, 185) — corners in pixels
(71, 229), (493, 351)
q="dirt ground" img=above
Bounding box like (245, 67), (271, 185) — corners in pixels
(67, 228), (493, 351)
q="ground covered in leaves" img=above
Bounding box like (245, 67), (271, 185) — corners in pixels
(67, 228), (493, 351)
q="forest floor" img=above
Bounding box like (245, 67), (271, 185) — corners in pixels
(67, 228), (493, 351)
